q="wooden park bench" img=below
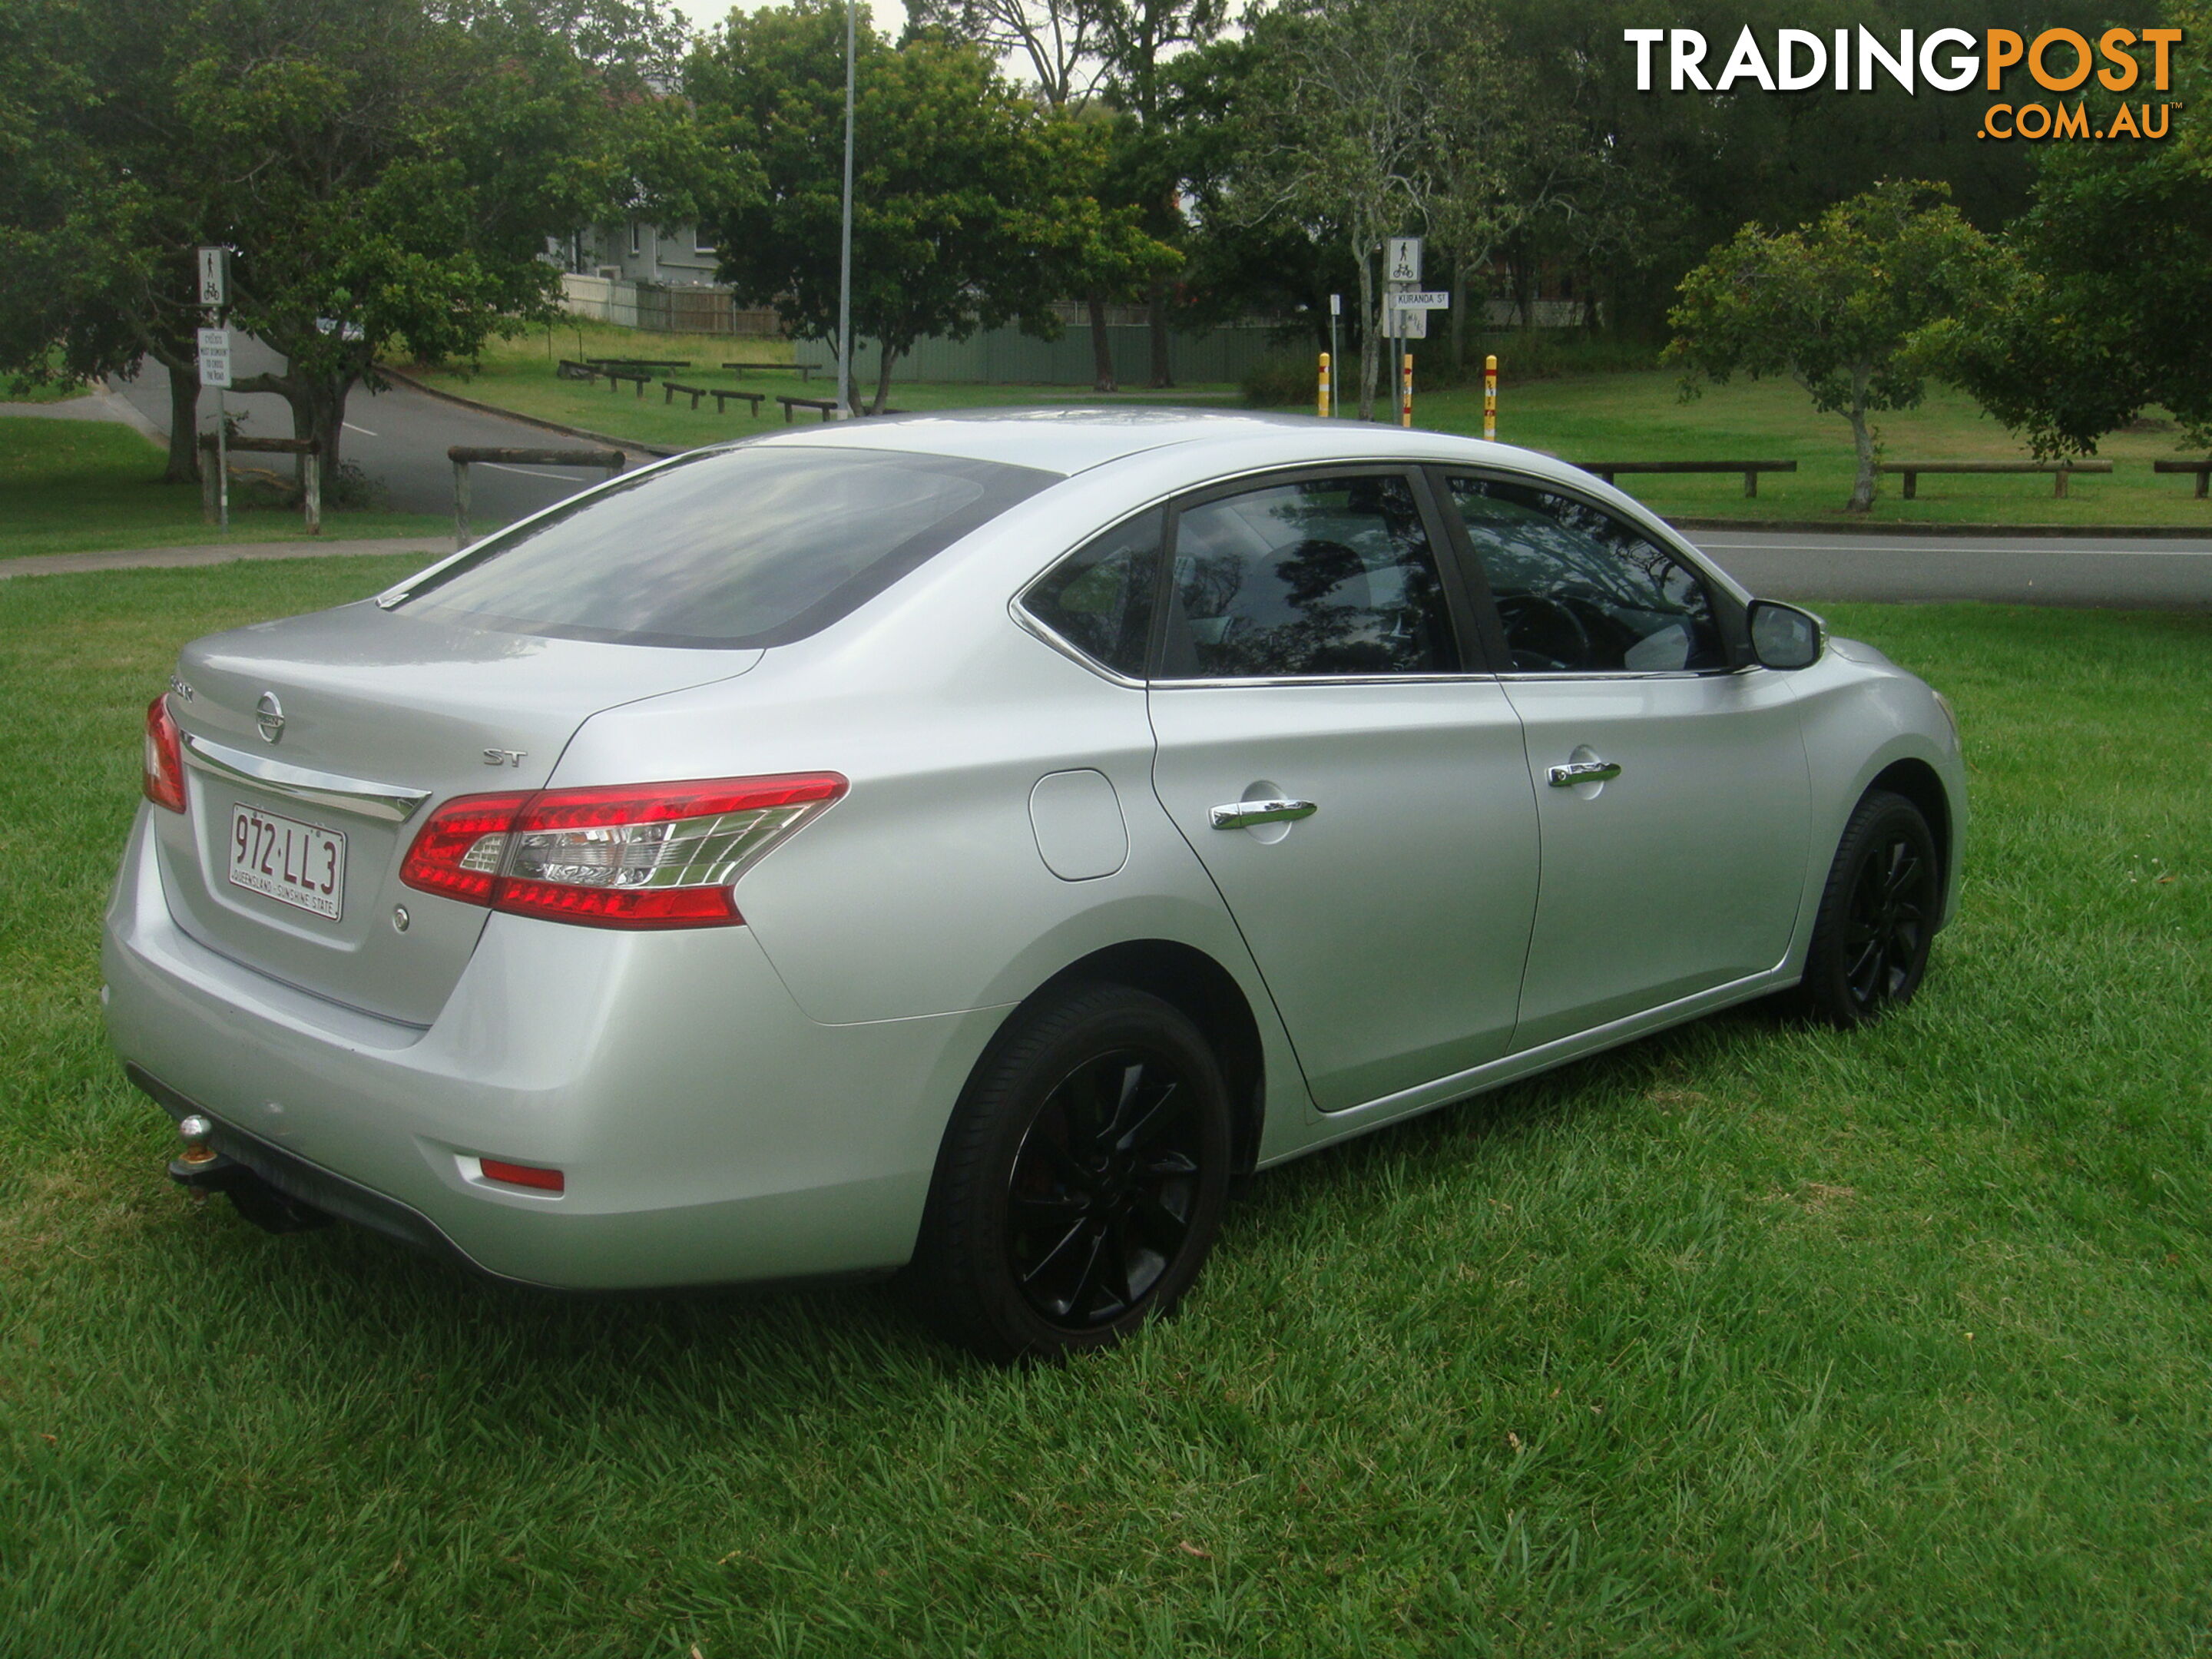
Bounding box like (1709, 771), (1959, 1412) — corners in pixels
(585, 356), (688, 370)
(2153, 458), (2212, 499)
(726, 360), (823, 380)
(777, 394), (840, 422)
(448, 445), (625, 549)
(1575, 459), (1798, 498)
(1881, 459), (2113, 498)
(664, 380), (764, 416)
(598, 366), (653, 397)
(199, 432), (323, 531)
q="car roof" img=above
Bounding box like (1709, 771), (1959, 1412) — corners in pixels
(741, 406), (1558, 480)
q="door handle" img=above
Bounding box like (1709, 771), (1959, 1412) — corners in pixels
(1210, 798), (1317, 830)
(1547, 759), (1622, 787)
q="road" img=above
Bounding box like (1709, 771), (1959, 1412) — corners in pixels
(102, 346), (2212, 605)
(1689, 527), (2212, 610)
(110, 340), (633, 532)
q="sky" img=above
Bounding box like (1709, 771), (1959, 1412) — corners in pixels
(666, 0), (914, 42)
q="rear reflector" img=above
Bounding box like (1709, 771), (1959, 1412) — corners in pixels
(479, 1158), (565, 1193)
(144, 694), (187, 813)
(401, 773), (847, 929)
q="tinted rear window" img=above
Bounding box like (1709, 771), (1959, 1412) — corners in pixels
(400, 445), (1058, 648)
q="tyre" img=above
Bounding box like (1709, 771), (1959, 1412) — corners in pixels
(907, 982), (1233, 1363)
(1796, 789), (1942, 1028)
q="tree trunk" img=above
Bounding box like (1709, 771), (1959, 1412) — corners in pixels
(1844, 369), (1876, 512)
(163, 356), (201, 484)
(869, 343), (897, 415)
(1086, 294), (1117, 393)
(1146, 278), (1173, 389)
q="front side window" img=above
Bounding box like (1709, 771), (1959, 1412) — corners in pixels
(1448, 477), (1725, 674)
(401, 445), (1058, 649)
(1021, 510), (1161, 679)
(1163, 474), (1458, 679)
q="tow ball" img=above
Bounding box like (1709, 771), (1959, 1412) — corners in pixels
(167, 1114), (333, 1234)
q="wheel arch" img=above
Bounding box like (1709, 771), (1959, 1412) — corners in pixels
(1866, 757), (1953, 895)
(1005, 939), (1269, 1174)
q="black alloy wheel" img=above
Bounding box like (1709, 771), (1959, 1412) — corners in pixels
(1798, 790), (1941, 1028)
(1006, 1047), (1205, 1328)
(908, 983), (1232, 1363)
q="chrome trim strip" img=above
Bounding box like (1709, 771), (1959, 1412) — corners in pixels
(180, 731), (432, 824)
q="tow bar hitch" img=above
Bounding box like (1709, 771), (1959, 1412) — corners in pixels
(167, 1114), (334, 1234)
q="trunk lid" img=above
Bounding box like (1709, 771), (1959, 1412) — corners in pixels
(159, 599), (760, 1025)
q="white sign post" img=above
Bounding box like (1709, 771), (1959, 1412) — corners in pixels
(1328, 293), (1342, 417)
(196, 245), (232, 528)
(1390, 308), (1429, 340)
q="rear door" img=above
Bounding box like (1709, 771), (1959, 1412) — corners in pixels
(1145, 469), (1540, 1113)
(1435, 471), (1811, 1050)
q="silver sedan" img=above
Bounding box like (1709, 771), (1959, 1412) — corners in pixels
(104, 412), (1965, 1360)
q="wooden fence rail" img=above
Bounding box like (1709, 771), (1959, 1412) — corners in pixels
(199, 433), (322, 531)
(1574, 460), (1798, 498)
(448, 445), (626, 551)
(1881, 459), (2113, 499)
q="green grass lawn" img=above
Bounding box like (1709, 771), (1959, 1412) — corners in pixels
(0, 417), (449, 561)
(401, 321), (1240, 452)
(4, 561), (2209, 1654)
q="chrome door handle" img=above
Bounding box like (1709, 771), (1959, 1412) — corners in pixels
(1210, 798), (1317, 830)
(1547, 759), (1622, 787)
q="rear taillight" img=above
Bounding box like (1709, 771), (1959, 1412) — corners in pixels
(400, 773), (846, 929)
(144, 694), (186, 813)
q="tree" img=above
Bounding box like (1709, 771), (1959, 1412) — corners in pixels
(0, 0), (723, 495)
(1224, 0), (1505, 419)
(1665, 181), (1989, 512)
(1917, 0), (2210, 457)
(690, 2), (1165, 411)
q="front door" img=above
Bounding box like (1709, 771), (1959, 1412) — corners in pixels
(1146, 470), (1540, 1112)
(1438, 473), (1812, 1050)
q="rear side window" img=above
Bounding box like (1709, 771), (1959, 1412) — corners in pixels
(1162, 474), (1458, 679)
(1020, 510), (1161, 679)
(402, 445), (1058, 649)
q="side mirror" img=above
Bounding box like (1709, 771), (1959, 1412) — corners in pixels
(1748, 600), (1825, 671)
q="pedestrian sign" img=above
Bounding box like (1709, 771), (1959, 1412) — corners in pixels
(1386, 238), (1422, 284)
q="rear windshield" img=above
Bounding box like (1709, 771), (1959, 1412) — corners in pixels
(399, 444), (1059, 648)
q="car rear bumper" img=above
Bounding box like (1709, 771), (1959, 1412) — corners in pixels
(102, 809), (1007, 1290)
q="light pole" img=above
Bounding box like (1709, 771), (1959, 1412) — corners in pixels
(836, 0), (856, 419)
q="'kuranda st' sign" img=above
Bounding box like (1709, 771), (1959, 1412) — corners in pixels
(1624, 25), (2184, 141)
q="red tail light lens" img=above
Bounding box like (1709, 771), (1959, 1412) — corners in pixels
(400, 773), (846, 930)
(144, 694), (187, 813)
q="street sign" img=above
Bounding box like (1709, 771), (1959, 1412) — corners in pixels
(1390, 308), (1429, 339)
(197, 247), (228, 309)
(315, 316), (366, 342)
(197, 326), (231, 389)
(1386, 238), (1422, 284)
(1390, 290), (1450, 310)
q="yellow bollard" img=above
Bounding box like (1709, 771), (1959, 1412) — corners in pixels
(1483, 354), (1498, 441)
(1317, 352), (1331, 419)
(1400, 353), (1413, 429)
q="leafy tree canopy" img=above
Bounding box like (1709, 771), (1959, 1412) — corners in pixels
(1666, 180), (1991, 511)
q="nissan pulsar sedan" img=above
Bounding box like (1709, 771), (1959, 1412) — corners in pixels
(105, 411), (1965, 1360)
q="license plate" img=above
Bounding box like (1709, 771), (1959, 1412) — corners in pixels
(228, 804), (346, 921)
